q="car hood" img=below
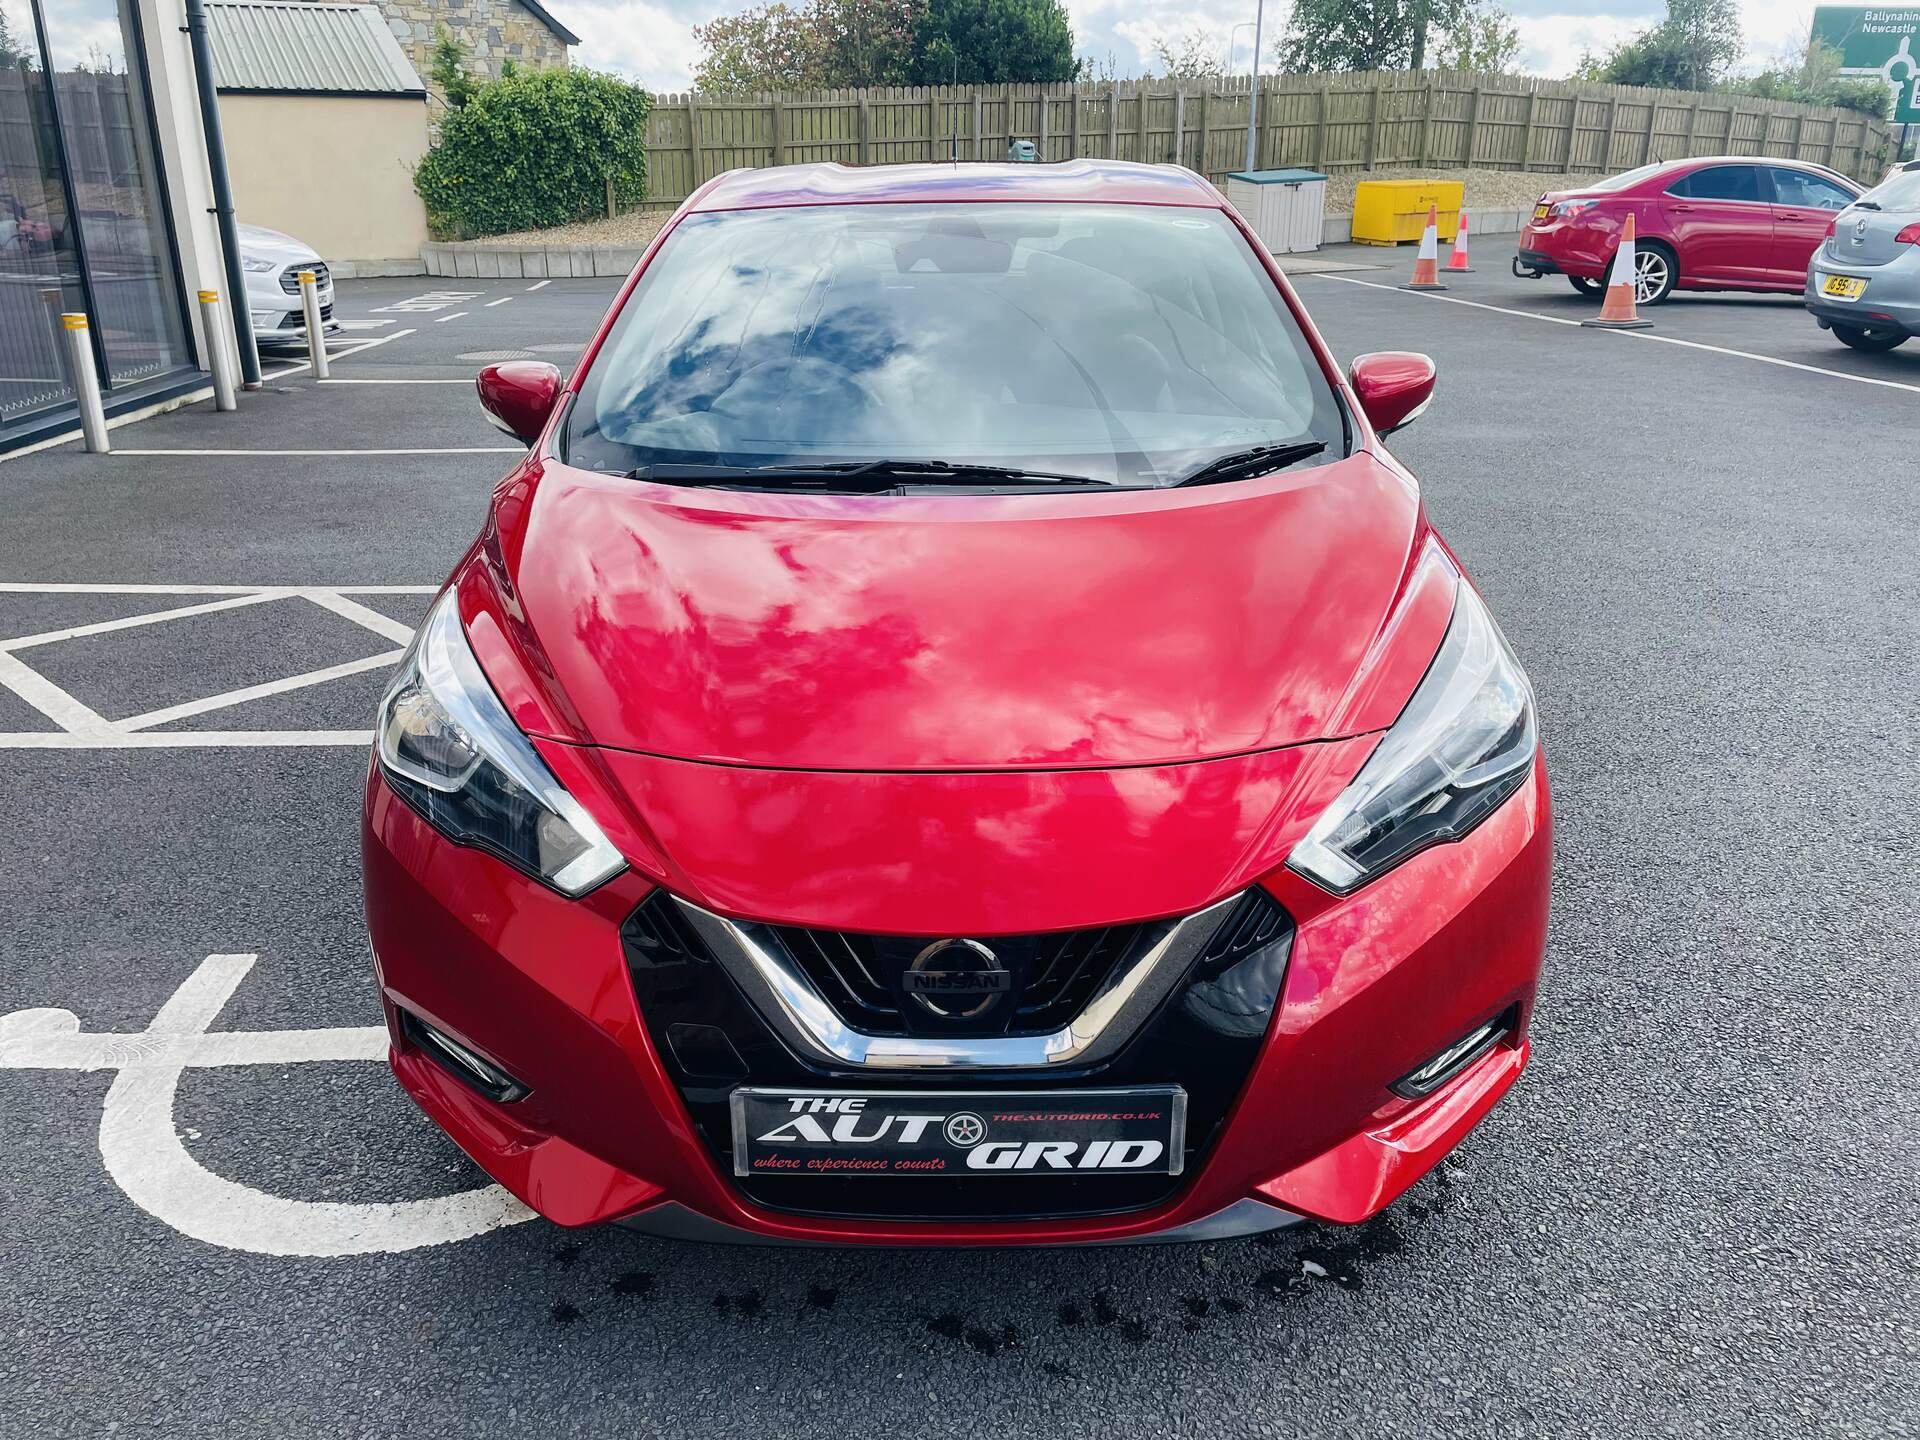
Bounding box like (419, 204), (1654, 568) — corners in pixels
(475, 451), (1441, 772)
(237, 223), (320, 264)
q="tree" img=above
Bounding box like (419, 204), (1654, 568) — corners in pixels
(1431, 3), (1521, 73)
(1581, 0), (1743, 91)
(428, 27), (481, 109)
(910, 0), (1076, 85)
(693, 0), (924, 91)
(1148, 29), (1226, 80)
(1275, 0), (1519, 74)
(1, 8), (33, 70)
(1278, 0), (1429, 72)
(1723, 39), (1892, 119)
(692, 4), (818, 91)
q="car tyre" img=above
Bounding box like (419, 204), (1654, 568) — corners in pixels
(1831, 323), (1909, 353)
(1631, 242), (1677, 306)
(1567, 275), (1605, 298)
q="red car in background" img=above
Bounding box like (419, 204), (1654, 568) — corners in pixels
(1515, 156), (1861, 304)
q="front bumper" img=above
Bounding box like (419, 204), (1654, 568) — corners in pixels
(362, 753), (1552, 1245)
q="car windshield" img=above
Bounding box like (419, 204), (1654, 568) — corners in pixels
(566, 202), (1346, 489)
(1861, 166), (1920, 211)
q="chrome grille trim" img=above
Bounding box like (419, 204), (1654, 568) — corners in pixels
(668, 891), (1245, 1071)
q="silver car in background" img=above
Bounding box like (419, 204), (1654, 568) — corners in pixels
(1806, 161), (1920, 353)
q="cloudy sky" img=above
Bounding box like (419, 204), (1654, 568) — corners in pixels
(554, 0), (1827, 93)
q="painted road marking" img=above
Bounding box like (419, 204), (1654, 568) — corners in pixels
(368, 290), (480, 314)
(1309, 273), (1920, 397)
(0, 583), (436, 595)
(116, 651), (403, 732)
(0, 954), (534, 1256)
(526, 280), (550, 291)
(0, 586), (429, 749)
(109, 446), (520, 456)
(434, 312), (470, 323)
(258, 326), (418, 382)
(484, 297), (514, 307)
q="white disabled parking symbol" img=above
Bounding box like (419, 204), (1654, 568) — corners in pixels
(0, 953), (534, 1256)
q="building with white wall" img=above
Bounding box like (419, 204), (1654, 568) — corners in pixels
(206, 1), (432, 273)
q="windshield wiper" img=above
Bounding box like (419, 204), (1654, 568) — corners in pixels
(1172, 440), (1327, 488)
(631, 459), (1111, 490)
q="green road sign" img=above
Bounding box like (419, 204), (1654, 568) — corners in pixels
(1811, 7), (1920, 122)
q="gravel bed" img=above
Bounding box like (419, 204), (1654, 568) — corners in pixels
(1322, 165), (1609, 214)
(477, 211), (671, 248)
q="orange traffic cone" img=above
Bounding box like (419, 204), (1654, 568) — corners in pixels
(1402, 203), (1447, 291)
(1445, 208), (1474, 272)
(1582, 213), (1652, 329)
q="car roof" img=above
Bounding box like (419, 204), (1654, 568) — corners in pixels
(1662, 154), (1852, 181)
(686, 159), (1227, 213)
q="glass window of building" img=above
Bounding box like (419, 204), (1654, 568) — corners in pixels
(0, 0), (194, 442)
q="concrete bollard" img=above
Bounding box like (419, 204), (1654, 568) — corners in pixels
(297, 270), (330, 380)
(197, 289), (238, 412)
(60, 313), (110, 454)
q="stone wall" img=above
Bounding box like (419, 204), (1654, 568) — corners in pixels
(361, 0), (571, 114)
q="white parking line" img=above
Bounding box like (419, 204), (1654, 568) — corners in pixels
(259, 327), (418, 381)
(433, 312), (469, 323)
(0, 729), (374, 749)
(110, 446), (521, 456)
(0, 584), (436, 595)
(0, 953), (533, 1255)
(0, 591), (288, 651)
(297, 588), (419, 644)
(526, 280), (550, 291)
(1309, 273), (1920, 396)
(117, 650), (403, 731)
(484, 297), (514, 307)
(0, 649), (112, 734)
(0, 585), (429, 749)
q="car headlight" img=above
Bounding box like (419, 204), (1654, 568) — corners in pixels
(1288, 580), (1536, 893)
(377, 592), (625, 896)
(242, 257), (278, 273)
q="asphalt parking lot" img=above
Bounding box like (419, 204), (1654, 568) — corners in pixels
(2, 248), (1916, 1438)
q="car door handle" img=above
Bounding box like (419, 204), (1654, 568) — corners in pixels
(1670, 204), (1695, 212)
(1776, 213), (1803, 222)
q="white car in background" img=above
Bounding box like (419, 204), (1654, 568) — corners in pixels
(239, 223), (338, 346)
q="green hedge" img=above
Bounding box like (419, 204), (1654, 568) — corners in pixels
(415, 69), (652, 239)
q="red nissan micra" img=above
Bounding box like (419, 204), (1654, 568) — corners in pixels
(362, 160), (1552, 1246)
(1517, 155), (1860, 304)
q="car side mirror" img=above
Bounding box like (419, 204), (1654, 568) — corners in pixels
(1348, 352), (1436, 436)
(476, 361), (563, 445)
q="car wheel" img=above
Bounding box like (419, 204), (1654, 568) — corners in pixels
(1632, 243), (1676, 306)
(1567, 275), (1604, 298)
(1831, 323), (1909, 353)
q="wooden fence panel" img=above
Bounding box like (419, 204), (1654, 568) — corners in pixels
(636, 74), (1893, 208)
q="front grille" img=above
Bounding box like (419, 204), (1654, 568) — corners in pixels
(276, 303), (332, 329)
(769, 918), (1148, 1037)
(622, 887), (1296, 1223)
(278, 262), (330, 294)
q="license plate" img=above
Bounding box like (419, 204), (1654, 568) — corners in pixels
(731, 1086), (1186, 1178)
(1532, 203), (1550, 222)
(1822, 274), (1866, 300)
